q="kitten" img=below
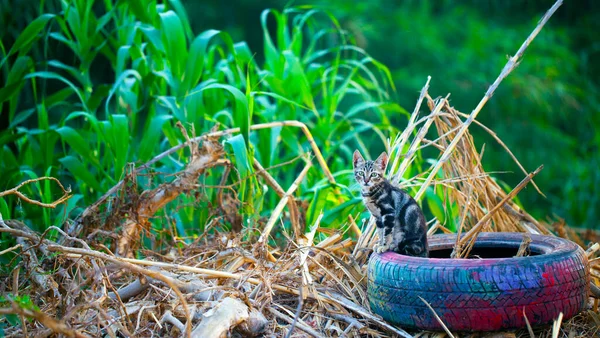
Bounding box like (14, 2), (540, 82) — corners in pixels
(353, 150), (429, 257)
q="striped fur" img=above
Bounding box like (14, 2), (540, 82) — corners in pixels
(353, 150), (428, 257)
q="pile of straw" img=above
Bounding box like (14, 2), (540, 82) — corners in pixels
(1, 78), (598, 336)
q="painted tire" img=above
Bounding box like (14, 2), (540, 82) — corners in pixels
(367, 232), (590, 331)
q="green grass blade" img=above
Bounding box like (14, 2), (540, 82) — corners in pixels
(183, 30), (236, 94)
(190, 83), (250, 147)
(59, 155), (102, 193)
(55, 126), (99, 168)
(24, 71), (87, 111)
(159, 10), (188, 82)
(0, 14), (54, 68)
(138, 114), (173, 161)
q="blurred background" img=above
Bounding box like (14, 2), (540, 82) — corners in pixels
(1, 0), (599, 231)
(181, 0), (600, 229)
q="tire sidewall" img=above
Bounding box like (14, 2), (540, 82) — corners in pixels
(367, 232), (590, 331)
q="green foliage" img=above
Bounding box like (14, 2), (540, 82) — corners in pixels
(0, 1), (404, 249)
(0, 293), (40, 329)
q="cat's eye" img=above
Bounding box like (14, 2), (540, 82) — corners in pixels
(371, 173), (379, 178)
(357, 172), (364, 177)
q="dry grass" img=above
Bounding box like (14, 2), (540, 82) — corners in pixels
(2, 0), (599, 336)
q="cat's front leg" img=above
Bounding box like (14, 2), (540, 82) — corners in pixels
(373, 219), (388, 253)
(374, 215), (393, 253)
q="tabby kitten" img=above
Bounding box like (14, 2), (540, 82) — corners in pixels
(353, 150), (428, 257)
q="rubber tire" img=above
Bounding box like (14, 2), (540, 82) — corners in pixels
(367, 232), (590, 332)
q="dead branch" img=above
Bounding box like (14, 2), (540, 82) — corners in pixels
(161, 310), (186, 333)
(117, 131), (223, 257)
(108, 278), (150, 301)
(72, 120), (336, 240)
(0, 177), (71, 209)
(253, 158), (301, 239)
(329, 312), (366, 334)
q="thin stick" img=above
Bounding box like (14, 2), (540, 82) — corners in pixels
(284, 286), (304, 338)
(456, 111), (543, 195)
(0, 305), (90, 338)
(347, 214), (362, 237)
(0, 177), (71, 208)
(515, 233), (532, 257)
(551, 312), (563, 338)
(0, 244), (22, 256)
(418, 296), (456, 338)
(253, 159), (286, 196)
(299, 212), (322, 287)
(320, 291), (413, 338)
(586, 243), (600, 258)
(253, 158), (301, 235)
(413, 0), (562, 202)
(523, 308), (536, 338)
(257, 160), (312, 248)
(395, 95), (448, 180)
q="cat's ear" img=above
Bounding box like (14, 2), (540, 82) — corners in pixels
(353, 150), (365, 168)
(375, 152), (388, 171)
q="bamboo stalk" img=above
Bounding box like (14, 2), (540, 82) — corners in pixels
(253, 159), (286, 196)
(316, 233), (342, 249)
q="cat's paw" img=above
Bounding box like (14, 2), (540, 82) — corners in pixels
(373, 243), (390, 254)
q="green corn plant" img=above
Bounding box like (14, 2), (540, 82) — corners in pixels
(0, 1), (414, 252)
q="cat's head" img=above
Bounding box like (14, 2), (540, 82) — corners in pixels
(353, 150), (388, 190)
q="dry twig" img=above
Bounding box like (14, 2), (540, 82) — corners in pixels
(0, 177), (71, 208)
